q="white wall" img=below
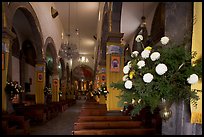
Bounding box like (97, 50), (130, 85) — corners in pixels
(12, 56), (20, 83)
(25, 63), (35, 94)
(12, 56), (36, 94)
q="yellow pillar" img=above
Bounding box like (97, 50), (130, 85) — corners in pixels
(190, 2), (202, 124)
(99, 95), (106, 104)
(52, 74), (60, 102)
(2, 3), (16, 111)
(35, 63), (46, 104)
(106, 32), (124, 111)
(61, 78), (66, 100)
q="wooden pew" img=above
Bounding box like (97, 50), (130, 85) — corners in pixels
(80, 108), (107, 116)
(74, 121), (142, 130)
(2, 120), (17, 135)
(81, 104), (107, 109)
(72, 128), (156, 135)
(77, 115), (131, 122)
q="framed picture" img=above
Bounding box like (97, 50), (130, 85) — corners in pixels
(53, 79), (58, 87)
(2, 53), (5, 70)
(110, 56), (120, 72)
(37, 72), (43, 82)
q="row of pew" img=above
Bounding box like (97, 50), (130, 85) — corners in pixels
(72, 100), (160, 135)
(2, 98), (76, 135)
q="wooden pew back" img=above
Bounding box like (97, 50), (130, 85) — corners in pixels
(74, 121), (142, 130)
(72, 128), (156, 135)
(77, 116), (131, 122)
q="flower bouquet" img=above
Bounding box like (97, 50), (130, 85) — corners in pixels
(5, 81), (23, 99)
(111, 35), (202, 118)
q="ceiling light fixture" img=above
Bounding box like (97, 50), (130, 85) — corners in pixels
(59, 2), (79, 60)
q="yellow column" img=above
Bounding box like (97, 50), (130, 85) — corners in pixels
(106, 32), (124, 111)
(190, 2), (202, 124)
(61, 78), (66, 100)
(2, 3), (16, 111)
(52, 75), (59, 102)
(35, 63), (46, 104)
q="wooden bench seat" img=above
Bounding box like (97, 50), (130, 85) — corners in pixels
(72, 128), (156, 135)
(80, 108), (107, 116)
(77, 115), (131, 122)
(82, 104), (107, 109)
(74, 121), (142, 130)
(2, 120), (17, 135)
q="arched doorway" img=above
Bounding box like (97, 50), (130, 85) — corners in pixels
(44, 37), (58, 103)
(72, 65), (94, 99)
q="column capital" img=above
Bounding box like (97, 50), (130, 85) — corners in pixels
(35, 58), (46, 65)
(106, 32), (124, 43)
(2, 28), (16, 40)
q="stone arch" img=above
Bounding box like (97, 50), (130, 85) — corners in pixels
(5, 2), (44, 62)
(59, 58), (66, 79)
(44, 37), (58, 75)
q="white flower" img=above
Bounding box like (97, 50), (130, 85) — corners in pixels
(137, 60), (145, 69)
(155, 63), (168, 75)
(122, 75), (129, 81)
(143, 73), (154, 83)
(132, 98), (136, 104)
(160, 36), (169, 45)
(104, 91), (107, 93)
(124, 80), (133, 89)
(135, 35), (143, 42)
(131, 51), (139, 58)
(141, 50), (151, 59)
(127, 61), (132, 68)
(150, 52), (160, 61)
(138, 99), (141, 103)
(187, 74), (199, 84)
(123, 65), (130, 74)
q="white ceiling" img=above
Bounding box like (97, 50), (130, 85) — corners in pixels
(54, 2), (158, 61)
(54, 2), (99, 56)
(12, 2), (159, 75)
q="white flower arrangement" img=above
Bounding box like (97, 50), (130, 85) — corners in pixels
(111, 34), (202, 117)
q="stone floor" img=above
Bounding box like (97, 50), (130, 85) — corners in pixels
(30, 99), (86, 135)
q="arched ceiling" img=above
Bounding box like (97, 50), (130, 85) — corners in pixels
(121, 2), (158, 49)
(72, 65), (93, 81)
(11, 2), (159, 78)
(54, 2), (158, 71)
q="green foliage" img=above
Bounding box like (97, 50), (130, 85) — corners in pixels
(110, 40), (202, 116)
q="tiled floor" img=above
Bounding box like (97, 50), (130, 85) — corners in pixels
(30, 99), (86, 135)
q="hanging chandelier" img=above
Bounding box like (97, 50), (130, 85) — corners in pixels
(59, 2), (79, 60)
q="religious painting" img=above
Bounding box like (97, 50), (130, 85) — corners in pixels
(110, 56), (120, 72)
(53, 79), (58, 87)
(37, 72), (43, 82)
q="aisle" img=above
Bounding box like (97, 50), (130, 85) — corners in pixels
(30, 99), (85, 135)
